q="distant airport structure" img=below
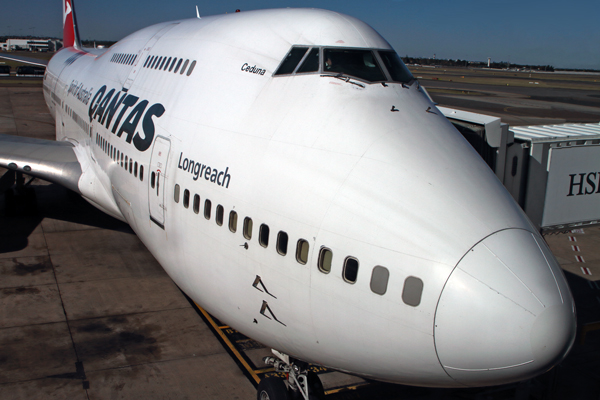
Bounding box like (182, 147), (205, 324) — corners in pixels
(0, 38), (61, 52)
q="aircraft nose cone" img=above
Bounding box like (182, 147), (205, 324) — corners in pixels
(434, 229), (576, 387)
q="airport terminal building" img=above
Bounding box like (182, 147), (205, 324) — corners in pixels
(0, 38), (60, 52)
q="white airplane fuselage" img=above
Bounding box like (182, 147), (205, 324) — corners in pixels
(40, 9), (575, 388)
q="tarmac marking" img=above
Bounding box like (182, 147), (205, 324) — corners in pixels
(581, 267), (592, 275)
(572, 245), (581, 252)
(588, 281), (600, 290)
(569, 236), (577, 242)
(325, 383), (371, 395)
(571, 229), (585, 234)
(576, 255), (585, 263)
(191, 302), (373, 395)
(194, 303), (261, 385)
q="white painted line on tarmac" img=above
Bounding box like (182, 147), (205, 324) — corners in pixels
(581, 267), (592, 275)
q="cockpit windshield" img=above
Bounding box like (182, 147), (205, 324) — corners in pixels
(273, 46), (415, 85)
(378, 51), (414, 83)
(323, 48), (386, 82)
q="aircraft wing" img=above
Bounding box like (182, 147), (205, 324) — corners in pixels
(0, 134), (81, 193)
(0, 53), (48, 67)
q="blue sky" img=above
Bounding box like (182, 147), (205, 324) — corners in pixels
(2, 0), (599, 69)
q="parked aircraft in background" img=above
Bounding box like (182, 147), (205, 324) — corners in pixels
(0, 1), (576, 399)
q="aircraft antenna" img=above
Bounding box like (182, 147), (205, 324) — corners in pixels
(196, 6), (201, 19)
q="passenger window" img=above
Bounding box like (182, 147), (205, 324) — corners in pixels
(318, 247), (332, 273)
(139, 165), (144, 181)
(323, 48), (386, 82)
(370, 266), (389, 295)
(151, 172), (156, 188)
(193, 194), (200, 214)
(180, 60), (189, 75)
(343, 257), (359, 283)
(134, 161), (138, 177)
(216, 205), (224, 226)
(174, 59), (182, 73)
(274, 47), (309, 75)
(229, 211), (238, 233)
(125, 155), (128, 169)
(276, 231), (288, 256)
(129, 159), (133, 173)
(402, 276), (424, 307)
(297, 48), (319, 73)
(243, 217), (253, 240)
(204, 199), (212, 220)
(296, 239), (309, 265)
(183, 189), (190, 208)
(187, 60), (196, 76)
(174, 184), (180, 203)
(259, 224), (270, 248)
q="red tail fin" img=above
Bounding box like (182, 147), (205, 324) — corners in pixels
(63, 0), (81, 49)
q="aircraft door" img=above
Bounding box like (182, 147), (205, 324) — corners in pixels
(148, 136), (171, 229)
(123, 23), (178, 91)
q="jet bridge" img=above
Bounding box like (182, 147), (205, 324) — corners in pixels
(439, 107), (600, 232)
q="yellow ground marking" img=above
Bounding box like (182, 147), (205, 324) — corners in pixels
(194, 303), (261, 384)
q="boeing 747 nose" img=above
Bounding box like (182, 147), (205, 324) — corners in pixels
(434, 229), (576, 386)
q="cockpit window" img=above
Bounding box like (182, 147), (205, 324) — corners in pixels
(274, 45), (415, 85)
(274, 47), (309, 75)
(296, 48), (319, 73)
(379, 51), (414, 83)
(323, 48), (386, 82)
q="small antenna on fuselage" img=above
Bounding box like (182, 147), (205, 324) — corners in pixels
(196, 6), (201, 19)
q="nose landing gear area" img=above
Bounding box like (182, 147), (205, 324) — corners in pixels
(192, 304), (369, 399)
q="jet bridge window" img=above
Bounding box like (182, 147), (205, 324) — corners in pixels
(259, 224), (270, 248)
(274, 47), (309, 75)
(318, 247), (332, 274)
(343, 257), (359, 284)
(323, 48), (386, 82)
(378, 51), (414, 83)
(370, 266), (389, 295)
(296, 240), (309, 265)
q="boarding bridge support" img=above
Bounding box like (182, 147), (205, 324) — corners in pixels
(440, 107), (600, 232)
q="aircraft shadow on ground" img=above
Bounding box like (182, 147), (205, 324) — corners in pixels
(0, 182), (131, 254)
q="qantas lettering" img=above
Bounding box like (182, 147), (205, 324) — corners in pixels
(177, 152), (231, 188)
(88, 85), (165, 152)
